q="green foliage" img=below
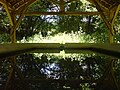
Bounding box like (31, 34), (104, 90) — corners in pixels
(27, 0), (53, 12)
(0, 33), (10, 43)
(65, 0), (83, 11)
(0, 10), (10, 43)
(0, 11), (10, 34)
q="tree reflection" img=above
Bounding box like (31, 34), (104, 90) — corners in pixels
(0, 54), (117, 89)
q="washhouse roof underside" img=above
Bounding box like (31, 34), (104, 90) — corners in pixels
(0, 0), (120, 90)
(0, 0), (120, 36)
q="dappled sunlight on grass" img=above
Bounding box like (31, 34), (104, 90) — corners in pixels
(20, 32), (95, 43)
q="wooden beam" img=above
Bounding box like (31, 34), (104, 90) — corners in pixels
(14, 0), (35, 11)
(14, 1), (28, 10)
(87, 0), (108, 11)
(5, 68), (15, 90)
(14, 0), (37, 27)
(0, 0), (5, 4)
(0, 0), (13, 10)
(92, 0), (114, 36)
(108, 4), (120, 43)
(10, 13), (16, 43)
(95, 0), (110, 9)
(111, 5), (120, 27)
(59, 0), (65, 12)
(12, 0), (24, 7)
(110, 60), (119, 90)
(0, 1), (14, 26)
(0, 43), (120, 58)
(15, 0), (36, 11)
(10, 0), (37, 43)
(8, 1), (38, 88)
(12, 12), (25, 34)
(108, 6), (118, 43)
(15, 11), (100, 16)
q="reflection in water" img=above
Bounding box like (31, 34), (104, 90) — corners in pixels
(0, 53), (118, 90)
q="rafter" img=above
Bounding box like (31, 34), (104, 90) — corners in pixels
(111, 5), (120, 27)
(12, 0), (25, 7)
(92, 0), (114, 36)
(15, 0), (36, 12)
(110, 60), (119, 90)
(96, 0), (109, 9)
(13, 1), (28, 10)
(14, 0), (37, 29)
(0, 0), (14, 26)
(10, 0), (37, 43)
(14, 0), (36, 11)
(0, 0), (13, 10)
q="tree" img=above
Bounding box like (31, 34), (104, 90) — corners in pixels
(0, 8), (10, 43)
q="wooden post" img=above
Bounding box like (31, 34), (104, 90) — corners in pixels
(109, 27), (114, 43)
(109, 8), (119, 90)
(60, 0), (65, 12)
(5, 1), (37, 89)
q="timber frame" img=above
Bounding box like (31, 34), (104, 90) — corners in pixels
(0, 0), (120, 90)
(0, 0), (120, 42)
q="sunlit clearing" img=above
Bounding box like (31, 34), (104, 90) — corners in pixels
(27, 32), (80, 43)
(20, 32), (95, 43)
